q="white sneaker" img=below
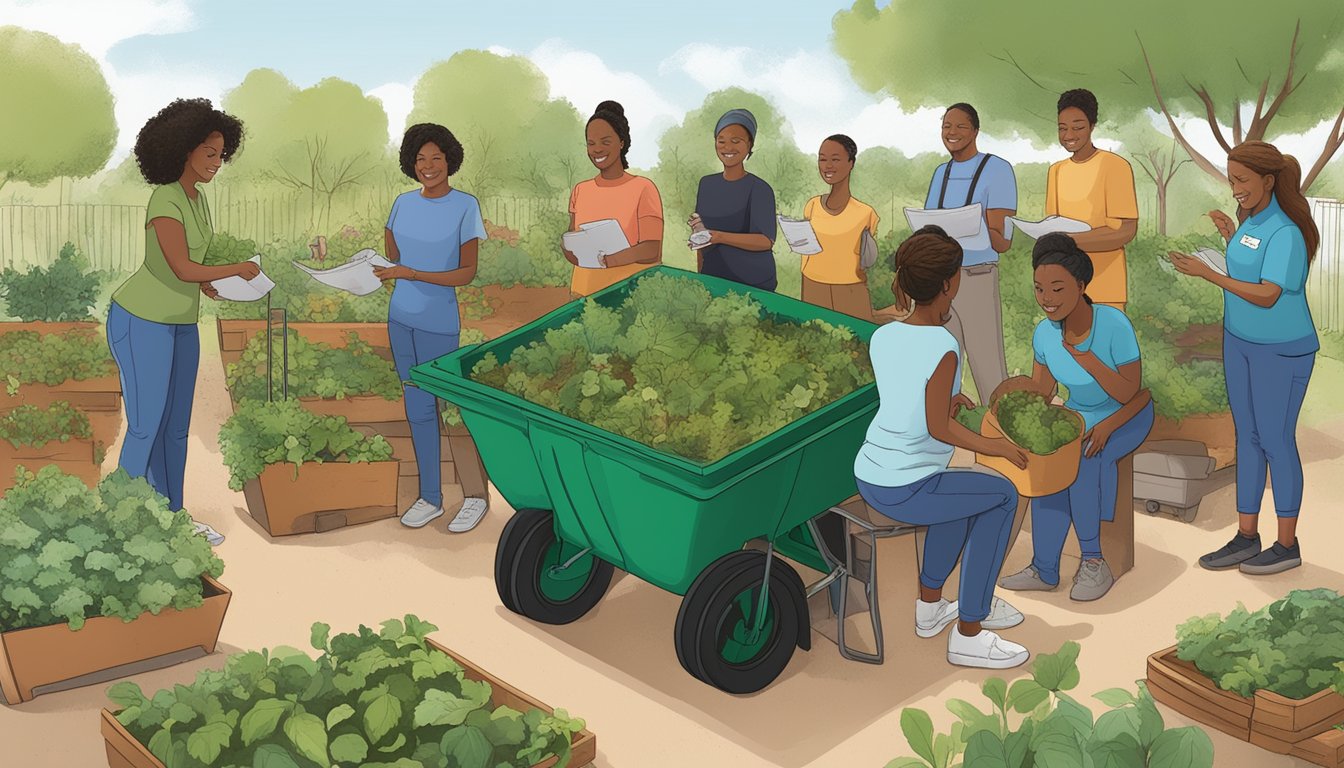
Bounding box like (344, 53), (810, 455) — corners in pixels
(400, 499), (445, 529)
(915, 596), (1025, 638)
(447, 497), (488, 533)
(192, 520), (225, 546)
(947, 628), (1030, 669)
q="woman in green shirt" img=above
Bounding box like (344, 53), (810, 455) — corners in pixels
(107, 99), (254, 545)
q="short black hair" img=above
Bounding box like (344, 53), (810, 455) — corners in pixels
(133, 99), (244, 185)
(944, 103), (980, 131)
(822, 134), (857, 162)
(1032, 232), (1095, 305)
(588, 100), (631, 169)
(1057, 89), (1099, 125)
(399, 123), (465, 180)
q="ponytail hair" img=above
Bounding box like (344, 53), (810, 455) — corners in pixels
(1227, 140), (1319, 262)
(892, 225), (964, 309)
(1032, 233), (1095, 305)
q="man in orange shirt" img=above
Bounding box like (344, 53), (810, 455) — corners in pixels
(1045, 89), (1139, 310)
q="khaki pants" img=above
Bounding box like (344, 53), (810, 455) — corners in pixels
(801, 276), (873, 322)
(946, 263), (1009, 402)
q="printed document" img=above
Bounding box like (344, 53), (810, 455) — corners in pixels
(777, 215), (821, 255)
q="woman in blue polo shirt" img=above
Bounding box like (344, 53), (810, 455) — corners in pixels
(1170, 141), (1319, 575)
(376, 123), (489, 533)
(998, 233), (1153, 602)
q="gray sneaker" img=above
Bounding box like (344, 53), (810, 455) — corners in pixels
(998, 565), (1058, 591)
(400, 499), (445, 529)
(1070, 558), (1115, 602)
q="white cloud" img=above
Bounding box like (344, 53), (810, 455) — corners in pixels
(369, 82), (415, 142)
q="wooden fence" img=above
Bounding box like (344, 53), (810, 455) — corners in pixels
(1308, 197), (1344, 332)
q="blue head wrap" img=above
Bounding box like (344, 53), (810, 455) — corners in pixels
(714, 109), (757, 142)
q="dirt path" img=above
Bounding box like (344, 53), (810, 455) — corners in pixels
(3, 324), (1343, 767)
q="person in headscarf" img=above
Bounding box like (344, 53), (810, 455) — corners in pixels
(688, 108), (778, 291)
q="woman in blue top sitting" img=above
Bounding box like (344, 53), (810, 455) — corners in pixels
(998, 234), (1153, 602)
(376, 124), (490, 533)
(1170, 141), (1319, 575)
(855, 225), (1031, 670)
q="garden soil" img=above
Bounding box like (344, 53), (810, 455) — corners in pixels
(3, 324), (1343, 767)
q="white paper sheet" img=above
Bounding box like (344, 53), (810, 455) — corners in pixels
(1004, 215), (1091, 240)
(295, 248), (395, 296)
(904, 204), (985, 239)
(562, 220), (630, 268)
(1192, 247), (1229, 277)
(777, 215), (821, 255)
(211, 255), (276, 302)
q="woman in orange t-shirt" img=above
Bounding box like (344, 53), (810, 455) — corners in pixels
(562, 100), (664, 296)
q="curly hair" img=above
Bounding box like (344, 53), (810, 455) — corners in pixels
(1057, 89), (1099, 125)
(398, 123), (465, 180)
(588, 100), (631, 169)
(133, 99), (244, 185)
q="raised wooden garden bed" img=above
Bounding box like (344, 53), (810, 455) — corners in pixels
(100, 638), (596, 768)
(242, 460), (399, 536)
(0, 435), (100, 493)
(1147, 645), (1344, 767)
(0, 576), (230, 705)
(216, 318), (389, 368)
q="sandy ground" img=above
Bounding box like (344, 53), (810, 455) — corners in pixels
(3, 325), (1344, 768)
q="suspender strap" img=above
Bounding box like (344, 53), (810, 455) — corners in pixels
(936, 153), (995, 209)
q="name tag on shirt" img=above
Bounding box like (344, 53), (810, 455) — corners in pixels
(1240, 234), (1261, 249)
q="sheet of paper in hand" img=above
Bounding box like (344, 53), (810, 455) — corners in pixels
(294, 248), (394, 296)
(1005, 215), (1091, 240)
(212, 255), (276, 302)
(777, 215), (821, 255)
(562, 219), (630, 268)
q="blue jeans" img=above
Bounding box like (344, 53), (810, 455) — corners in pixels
(856, 470), (1018, 623)
(1030, 401), (1154, 584)
(106, 302), (199, 511)
(1224, 331), (1315, 518)
(389, 320), (458, 507)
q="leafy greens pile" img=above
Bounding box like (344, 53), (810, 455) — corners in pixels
(470, 273), (874, 463)
(0, 467), (223, 632)
(108, 615), (586, 768)
(0, 326), (116, 387)
(996, 390), (1081, 455)
(0, 400), (92, 449)
(0, 242), (104, 322)
(217, 398), (394, 490)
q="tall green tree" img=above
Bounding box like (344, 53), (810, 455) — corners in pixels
(832, 0), (1344, 190)
(0, 26), (116, 194)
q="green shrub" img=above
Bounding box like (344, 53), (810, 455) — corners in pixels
(0, 467), (224, 632)
(0, 242), (104, 322)
(217, 399), (394, 490)
(1176, 588), (1344, 699)
(0, 401), (91, 448)
(107, 616), (586, 768)
(997, 390), (1081, 454)
(887, 642), (1214, 768)
(225, 331), (400, 403)
(0, 327), (115, 388)
(513, 209), (576, 288)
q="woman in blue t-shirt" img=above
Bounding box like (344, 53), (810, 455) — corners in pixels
(1170, 141), (1319, 575)
(855, 225), (1031, 670)
(688, 108), (778, 291)
(998, 234), (1153, 602)
(377, 124), (489, 533)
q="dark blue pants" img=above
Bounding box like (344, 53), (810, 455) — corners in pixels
(1224, 331), (1314, 518)
(389, 320), (459, 507)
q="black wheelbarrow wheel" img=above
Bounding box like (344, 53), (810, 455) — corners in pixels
(674, 549), (807, 694)
(495, 508), (613, 625)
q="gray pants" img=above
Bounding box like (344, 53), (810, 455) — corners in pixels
(946, 263), (1009, 403)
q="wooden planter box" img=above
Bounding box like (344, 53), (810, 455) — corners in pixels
(0, 575), (230, 705)
(1147, 645), (1344, 767)
(216, 318), (389, 369)
(100, 637), (595, 768)
(0, 435), (100, 492)
(242, 460), (399, 536)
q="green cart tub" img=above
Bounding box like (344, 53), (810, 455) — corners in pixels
(411, 266), (882, 693)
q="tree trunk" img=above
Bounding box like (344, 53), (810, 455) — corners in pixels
(1156, 184), (1168, 237)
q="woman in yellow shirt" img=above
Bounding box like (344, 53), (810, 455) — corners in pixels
(800, 134), (878, 321)
(562, 100), (664, 296)
(1045, 89), (1139, 309)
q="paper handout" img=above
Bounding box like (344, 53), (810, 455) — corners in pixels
(295, 248), (395, 296)
(562, 220), (630, 268)
(1004, 216), (1091, 240)
(1191, 247), (1229, 277)
(904, 204), (987, 249)
(777, 215), (821, 255)
(211, 255), (275, 302)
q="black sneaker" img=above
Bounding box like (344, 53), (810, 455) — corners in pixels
(1199, 533), (1261, 570)
(1240, 540), (1302, 575)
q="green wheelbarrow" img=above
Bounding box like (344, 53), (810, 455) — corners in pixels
(410, 267), (917, 694)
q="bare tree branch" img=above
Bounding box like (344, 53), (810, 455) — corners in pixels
(1303, 104), (1344, 191)
(987, 50), (1052, 92)
(1136, 33), (1225, 181)
(1248, 21), (1303, 139)
(1233, 101), (1243, 145)
(1185, 79), (1234, 154)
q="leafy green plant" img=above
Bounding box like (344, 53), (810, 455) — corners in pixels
(0, 467), (224, 632)
(458, 285), (500, 322)
(512, 209), (577, 288)
(954, 404), (987, 433)
(217, 398), (394, 490)
(470, 272), (874, 463)
(887, 642), (1214, 768)
(0, 242), (104, 321)
(0, 400), (92, 448)
(108, 615), (586, 768)
(226, 331), (400, 403)
(0, 327), (116, 386)
(996, 390), (1081, 455)
(1177, 588), (1344, 700)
